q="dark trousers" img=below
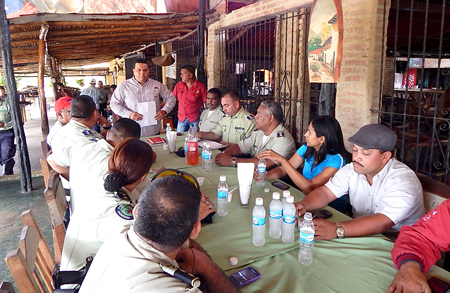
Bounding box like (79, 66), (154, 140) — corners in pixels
(0, 129), (15, 175)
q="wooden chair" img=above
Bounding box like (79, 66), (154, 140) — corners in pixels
(45, 173), (68, 262)
(40, 141), (54, 189)
(417, 173), (450, 213)
(5, 210), (56, 293)
(0, 282), (16, 293)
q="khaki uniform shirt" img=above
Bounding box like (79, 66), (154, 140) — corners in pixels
(237, 124), (296, 161)
(198, 106), (225, 132)
(79, 226), (202, 293)
(0, 96), (12, 131)
(212, 107), (255, 144)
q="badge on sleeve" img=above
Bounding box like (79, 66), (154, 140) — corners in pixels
(82, 129), (93, 136)
(277, 131), (285, 138)
(115, 204), (134, 220)
(246, 115), (254, 120)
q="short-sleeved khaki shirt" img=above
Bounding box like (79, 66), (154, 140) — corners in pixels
(212, 107), (255, 144)
(237, 124), (296, 161)
(198, 106), (225, 132)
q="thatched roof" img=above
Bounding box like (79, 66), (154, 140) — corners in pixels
(5, 11), (218, 73)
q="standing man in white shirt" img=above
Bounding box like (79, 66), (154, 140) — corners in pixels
(295, 124), (424, 240)
(110, 58), (176, 137)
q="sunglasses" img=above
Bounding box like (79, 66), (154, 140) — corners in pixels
(151, 168), (200, 190)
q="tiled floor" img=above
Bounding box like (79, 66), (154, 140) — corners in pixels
(0, 176), (52, 286)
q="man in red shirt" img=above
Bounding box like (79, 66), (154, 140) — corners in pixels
(173, 65), (207, 132)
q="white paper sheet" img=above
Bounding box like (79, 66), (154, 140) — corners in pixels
(137, 101), (157, 127)
(198, 140), (227, 150)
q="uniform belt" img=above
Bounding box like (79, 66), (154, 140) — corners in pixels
(0, 128), (12, 134)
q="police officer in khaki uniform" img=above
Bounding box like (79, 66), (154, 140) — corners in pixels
(198, 88), (225, 132)
(79, 176), (239, 293)
(215, 100), (296, 170)
(198, 90), (255, 145)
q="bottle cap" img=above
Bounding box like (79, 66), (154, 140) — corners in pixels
(283, 190), (290, 198)
(230, 257), (238, 266)
(220, 175), (226, 181)
(256, 197), (263, 205)
(272, 192), (280, 200)
(264, 188), (270, 193)
(286, 195), (294, 203)
(304, 212), (313, 221)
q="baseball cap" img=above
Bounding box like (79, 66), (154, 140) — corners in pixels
(55, 96), (72, 113)
(90, 78), (96, 84)
(348, 124), (397, 152)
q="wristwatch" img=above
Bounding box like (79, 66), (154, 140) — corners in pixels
(231, 157), (237, 167)
(336, 222), (345, 238)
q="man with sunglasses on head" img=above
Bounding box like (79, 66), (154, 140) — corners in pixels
(110, 58), (176, 137)
(80, 175), (239, 293)
(215, 100), (295, 169)
(173, 65), (207, 132)
(294, 124), (424, 240)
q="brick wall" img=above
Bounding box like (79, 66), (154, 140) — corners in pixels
(208, 0), (390, 148)
(336, 0), (390, 148)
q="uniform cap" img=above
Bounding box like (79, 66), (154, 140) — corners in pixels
(348, 124), (397, 152)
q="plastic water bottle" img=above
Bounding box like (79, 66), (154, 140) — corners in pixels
(282, 196), (296, 244)
(187, 126), (199, 165)
(217, 175), (228, 216)
(165, 123), (171, 142)
(298, 212), (315, 265)
(201, 142), (206, 169)
(256, 158), (266, 187)
(282, 190), (291, 211)
(252, 197), (265, 247)
(184, 137), (189, 163)
(204, 144), (212, 172)
(269, 192), (282, 239)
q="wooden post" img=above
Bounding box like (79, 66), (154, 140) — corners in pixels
(0, 0), (32, 191)
(318, 83), (335, 116)
(197, 0), (206, 85)
(38, 23), (49, 141)
(50, 57), (60, 99)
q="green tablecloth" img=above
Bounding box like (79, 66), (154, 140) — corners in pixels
(145, 135), (450, 292)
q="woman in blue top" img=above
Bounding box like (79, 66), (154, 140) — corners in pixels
(258, 115), (351, 213)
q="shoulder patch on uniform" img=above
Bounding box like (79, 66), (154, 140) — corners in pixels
(246, 115), (254, 120)
(89, 137), (99, 142)
(82, 129), (93, 136)
(115, 204), (134, 220)
(277, 131), (285, 138)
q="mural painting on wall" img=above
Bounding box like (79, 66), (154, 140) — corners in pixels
(5, 0), (159, 18)
(308, 0), (342, 83)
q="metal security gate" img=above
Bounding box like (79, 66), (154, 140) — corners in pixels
(217, 11), (316, 143)
(379, 0), (450, 182)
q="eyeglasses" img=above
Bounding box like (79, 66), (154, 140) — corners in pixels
(151, 168), (200, 190)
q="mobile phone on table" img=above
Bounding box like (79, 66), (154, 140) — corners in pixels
(428, 277), (450, 293)
(311, 209), (333, 219)
(271, 181), (290, 190)
(230, 267), (261, 287)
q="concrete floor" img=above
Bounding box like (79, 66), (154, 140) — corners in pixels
(1, 115), (56, 287)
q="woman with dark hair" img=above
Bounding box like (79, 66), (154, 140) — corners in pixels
(62, 138), (156, 271)
(258, 115), (351, 213)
